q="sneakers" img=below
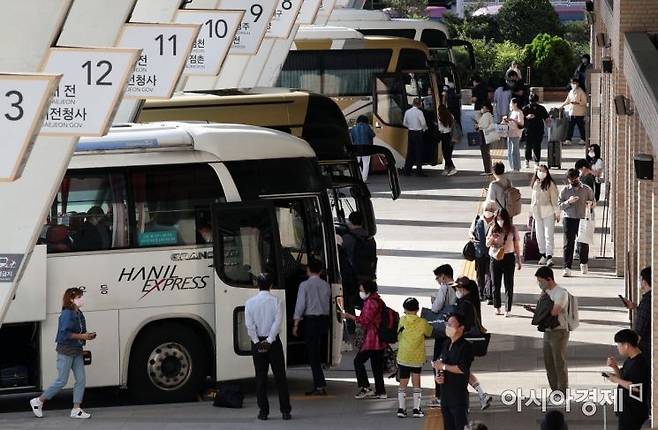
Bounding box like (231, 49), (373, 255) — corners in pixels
(441, 170), (449, 176)
(538, 256), (547, 265)
(581, 264), (589, 275)
(546, 257), (554, 267)
(446, 168), (457, 176)
(305, 387), (327, 396)
(479, 394), (493, 410)
(397, 408), (408, 418)
(429, 397), (441, 408)
(525, 160), (530, 168)
(70, 408), (91, 419)
(563, 268), (571, 277)
(355, 387), (374, 399)
(505, 311), (512, 318)
(30, 398), (43, 418)
(564, 139), (572, 145)
(412, 408), (424, 418)
(372, 392), (388, 400)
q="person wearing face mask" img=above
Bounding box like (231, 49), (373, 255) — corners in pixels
(558, 169), (595, 277)
(524, 267), (570, 393)
(486, 208), (522, 317)
(502, 98), (524, 172)
(530, 166), (560, 267)
(620, 267), (651, 353)
(475, 101), (495, 175)
(585, 144), (604, 201)
(522, 93), (549, 168)
(574, 159), (596, 191)
(31, 288), (96, 419)
(493, 73), (514, 123)
(605, 329), (650, 430)
(341, 280), (388, 400)
(573, 54), (593, 92)
(429, 265), (457, 406)
(485, 162), (513, 212)
(470, 202), (497, 302)
(560, 79), (588, 145)
(433, 313), (474, 430)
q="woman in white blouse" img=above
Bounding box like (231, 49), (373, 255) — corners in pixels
(586, 143), (604, 201)
(475, 101), (495, 175)
(530, 165), (560, 267)
(502, 97), (524, 172)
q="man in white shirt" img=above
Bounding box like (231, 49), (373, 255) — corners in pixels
(402, 98), (429, 177)
(245, 273), (291, 421)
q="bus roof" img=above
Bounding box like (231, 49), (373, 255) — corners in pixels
(296, 25), (364, 40)
(294, 27), (430, 53)
(329, 8), (449, 33)
(72, 122), (316, 169)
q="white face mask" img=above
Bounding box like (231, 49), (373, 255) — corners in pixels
(571, 84), (577, 89)
(483, 211), (494, 219)
(588, 151), (595, 158)
(537, 171), (547, 180)
(497, 219), (505, 228)
(359, 291), (368, 300)
(455, 290), (464, 299)
(446, 325), (457, 339)
(73, 297), (84, 308)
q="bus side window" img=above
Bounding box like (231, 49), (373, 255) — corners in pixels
(131, 164), (224, 248)
(375, 76), (404, 127)
(45, 172), (129, 253)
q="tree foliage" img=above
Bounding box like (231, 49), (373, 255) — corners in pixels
(522, 34), (574, 87)
(383, 0), (428, 19)
(443, 11), (499, 41)
(498, 0), (563, 46)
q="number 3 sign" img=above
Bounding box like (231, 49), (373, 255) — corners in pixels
(0, 74), (60, 181)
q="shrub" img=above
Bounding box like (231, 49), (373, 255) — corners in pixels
(498, 0), (563, 46)
(522, 34), (575, 87)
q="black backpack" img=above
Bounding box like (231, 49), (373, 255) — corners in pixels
(213, 384), (244, 408)
(378, 299), (400, 344)
(348, 232), (378, 280)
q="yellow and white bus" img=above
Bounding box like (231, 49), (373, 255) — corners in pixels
(277, 26), (443, 167)
(138, 88), (401, 235)
(3, 123), (343, 402)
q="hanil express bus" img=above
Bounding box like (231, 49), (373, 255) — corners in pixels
(1, 123), (343, 402)
(327, 8), (476, 91)
(277, 26), (443, 167)
(137, 88), (401, 236)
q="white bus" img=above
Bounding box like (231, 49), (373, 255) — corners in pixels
(2, 123), (343, 402)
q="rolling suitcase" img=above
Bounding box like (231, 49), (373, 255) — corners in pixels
(523, 218), (541, 262)
(547, 140), (562, 169)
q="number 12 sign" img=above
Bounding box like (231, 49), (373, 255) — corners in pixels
(0, 74), (61, 181)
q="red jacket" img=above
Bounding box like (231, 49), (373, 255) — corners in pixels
(356, 293), (388, 351)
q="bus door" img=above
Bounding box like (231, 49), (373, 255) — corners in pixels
(211, 201), (285, 381)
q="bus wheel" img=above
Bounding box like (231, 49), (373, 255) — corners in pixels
(128, 322), (208, 403)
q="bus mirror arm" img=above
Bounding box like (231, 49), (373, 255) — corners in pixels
(449, 39), (476, 71)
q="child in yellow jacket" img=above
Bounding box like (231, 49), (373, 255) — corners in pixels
(397, 297), (433, 418)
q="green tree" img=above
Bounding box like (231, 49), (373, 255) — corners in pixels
(562, 20), (590, 45)
(523, 33), (574, 87)
(443, 10), (499, 41)
(498, 0), (563, 46)
(382, 0), (428, 19)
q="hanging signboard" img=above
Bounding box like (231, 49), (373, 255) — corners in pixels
(116, 23), (200, 99)
(267, 0), (303, 39)
(0, 74), (61, 181)
(217, 0), (278, 55)
(297, 0), (322, 24)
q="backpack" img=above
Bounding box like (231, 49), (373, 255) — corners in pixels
(566, 291), (580, 331)
(378, 299), (400, 344)
(213, 384), (244, 408)
(348, 232), (378, 280)
(498, 182), (522, 217)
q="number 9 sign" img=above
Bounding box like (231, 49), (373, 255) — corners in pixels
(0, 74), (60, 181)
(217, 0), (278, 55)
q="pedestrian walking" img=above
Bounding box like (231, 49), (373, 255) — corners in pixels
(486, 208), (522, 317)
(341, 280), (388, 400)
(292, 259), (331, 396)
(30, 288), (95, 419)
(341, 211), (377, 284)
(573, 54), (593, 92)
(530, 165), (560, 267)
(402, 98), (428, 177)
(471, 75), (489, 111)
(586, 144), (604, 201)
(575, 159), (596, 191)
(396, 297), (433, 418)
(621, 266), (651, 353)
(438, 104), (457, 176)
(430, 264), (458, 406)
(485, 162), (513, 211)
(470, 202), (497, 302)
(524, 267), (570, 393)
(558, 169), (595, 277)
(245, 274), (291, 421)
(605, 329), (650, 430)
(433, 313), (474, 430)
(493, 81), (512, 124)
(349, 115), (376, 182)
(475, 101), (495, 175)
(502, 97), (524, 172)
(560, 79), (588, 145)
(522, 93), (549, 168)
(443, 82), (462, 130)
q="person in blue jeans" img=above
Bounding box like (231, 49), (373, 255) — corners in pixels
(30, 287), (96, 419)
(502, 97), (524, 172)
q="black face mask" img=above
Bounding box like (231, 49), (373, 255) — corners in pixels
(570, 180), (580, 187)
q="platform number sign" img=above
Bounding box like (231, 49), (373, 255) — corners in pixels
(39, 47), (140, 136)
(314, 0), (338, 25)
(297, 0), (322, 24)
(117, 23), (200, 98)
(267, 0), (303, 39)
(217, 0), (278, 55)
(0, 74), (60, 181)
(175, 9), (244, 75)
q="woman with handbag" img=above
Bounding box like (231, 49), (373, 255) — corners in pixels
(486, 209), (522, 317)
(502, 98), (524, 172)
(475, 101), (496, 175)
(438, 104), (457, 176)
(530, 165), (560, 267)
(30, 288), (96, 419)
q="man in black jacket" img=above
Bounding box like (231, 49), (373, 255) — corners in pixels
(622, 266), (651, 353)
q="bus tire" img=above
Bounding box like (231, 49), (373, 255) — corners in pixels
(128, 322), (208, 403)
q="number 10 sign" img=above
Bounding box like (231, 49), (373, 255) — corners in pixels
(0, 74), (61, 181)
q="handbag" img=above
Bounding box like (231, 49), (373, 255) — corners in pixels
(576, 209), (595, 245)
(483, 126), (500, 144)
(462, 241), (476, 261)
(488, 232), (508, 261)
(466, 131), (483, 147)
(451, 123), (463, 144)
(495, 123), (509, 138)
(464, 302), (491, 357)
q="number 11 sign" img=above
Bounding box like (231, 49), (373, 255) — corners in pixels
(0, 74), (61, 182)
